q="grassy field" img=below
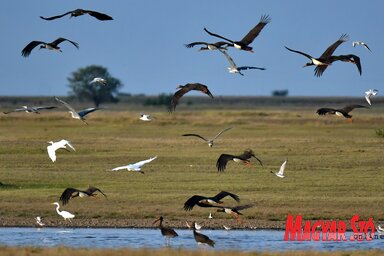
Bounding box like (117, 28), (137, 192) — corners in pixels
(0, 100), (383, 230)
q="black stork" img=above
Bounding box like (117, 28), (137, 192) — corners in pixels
(59, 186), (107, 205)
(3, 105), (56, 114)
(316, 104), (369, 122)
(285, 34), (361, 77)
(192, 221), (215, 250)
(215, 204), (255, 224)
(40, 9), (113, 21)
(185, 41), (230, 51)
(204, 14), (271, 52)
(153, 216), (178, 246)
(21, 38), (79, 57)
(182, 127), (233, 147)
(216, 149), (262, 172)
(183, 191), (240, 211)
(169, 83), (214, 112)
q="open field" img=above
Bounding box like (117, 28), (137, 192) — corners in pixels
(0, 97), (383, 229)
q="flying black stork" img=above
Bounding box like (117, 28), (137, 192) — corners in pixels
(216, 149), (262, 172)
(21, 38), (79, 57)
(185, 41), (230, 51)
(314, 54), (362, 77)
(204, 14), (271, 52)
(182, 127), (233, 147)
(316, 104), (369, 122)
(192, 221), (215, 250)
(183, 191), (240, 211)
(40, 9), (113, 21)
(215, 204), (255, 224)
(59, 186), (107, 205)
(153, 216), (178, 246)
(285, 34), (352, 76)
(169, 83), (214, 112)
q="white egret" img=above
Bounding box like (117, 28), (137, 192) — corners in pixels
(365, 89), (378, 106)
(54, 96), (100, 124)
(47, 139), (76, 162)
(111, 156), (157, 174)
(52, 202), (75, 222)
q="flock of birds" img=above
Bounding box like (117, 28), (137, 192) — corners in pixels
(5, 7), (381, 249)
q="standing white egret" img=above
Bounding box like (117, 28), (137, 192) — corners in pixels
(272, 159), (287, 178)
(365, 89), (378, 106)
(52, 202), (75, 222)
(54, 96), (100, 124)
(90, 77), (107, 86)
(47, 139), (76, 162)
(111, 156), (157, 174)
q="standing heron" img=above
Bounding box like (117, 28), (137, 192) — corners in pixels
(59, 186), (107, 205)
(40, 9), (113, 21)
(192, 221), (215, 250)
(216, 149), (263, 172)
(52, 202), (75, 222)
(182, 127), (233, 147)
(21, 38), (79, 57)
(153, 216), (178, 246)
(54, 96), (100, 124)
(47, 139), (75, 162)
(169, 83), (214, 112)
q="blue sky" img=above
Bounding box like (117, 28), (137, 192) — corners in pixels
(0, 0), (383, 97)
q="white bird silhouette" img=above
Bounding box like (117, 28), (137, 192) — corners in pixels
(52, 202), (75, 222)
(90, 77), (107, 86)
(208, 212), (213, 219)
(54, 96), (100, 124)
(352, 41), (371, 52)
(272, 159), (287, 178)
(140, 113), (152, 121)
(365, 89), (378, 106)
(35, 216), (45, 227)
(3, 105), (56, 114)
(377, 225), (384, 234)
(47, 139), (76, 162)
(218, 49), (265, 76)
(223, 225), (231, 230)
(111, 156), (157, 174)
(182, 127), (233, 147)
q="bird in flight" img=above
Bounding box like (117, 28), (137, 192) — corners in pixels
(365, 89), (378, 105)
(40, 9), (113, 21)
(21, 38), (79, 57)
(185, 41), (230, 51)
(54, 97), (100, 124)
(216, 149), (262, 172)
(204, 14), (271, 52)
(215, 204), (255, 223)
(59, 186), (107, 205)
(47, 139), (76, 162)
(352, 41), (371, 52)
(272, 159), (287, 178)
(111, 156), (157, 174)
(315, 54), (362, 77)
(169, 83), (214, 112)
(3, 105), (56, 114)
(89, 77), (107, 86)
(182, 127), (233, 147)
(316, 104), (369, 121)
(183, 191), (240, 211)
(218, 49), (265, 75)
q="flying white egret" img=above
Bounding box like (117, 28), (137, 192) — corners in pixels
(139, 113), (152, 121)
(182, 127), (233, 147)
(54, 96), (100, 124)
(365, 89), (378, 106)
(35, 216), (45, 227)
(3, 105), (56, 114)
(111, 156), (157, 174)
(47, 139), (76, 162)
(90, 77), (107, 86)
(272, 159), (287, 178)
(352, 41), (371, 52)
(52, 202), (75, 222)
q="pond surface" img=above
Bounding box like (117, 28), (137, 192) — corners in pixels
(0, 228), (383, 252)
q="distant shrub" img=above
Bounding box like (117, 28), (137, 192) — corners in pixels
(143, 93), (173, 106)
(375, 128), (384, 137)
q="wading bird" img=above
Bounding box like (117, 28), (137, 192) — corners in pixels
(169, 83), (214, 112)
(139, 113), (152, 121)
(183, 191), (240, 211)
(111, 156), (157, 174)
(316, 104), (369, 121)
(352, 41), (371, 52)
(59, 186), (107, 205)
(35, 216), (45, 227)
(216, 149), (262, 172)
(182, 127), (233, 147)
(365, 89), (378, 105)
(47, 139), (76, 162)
(153, 216), (178, 246)
(185, 41), (230, 51)
(285, 34), (350, 76)
(52, 202), (75, 222)
(21, 38), (79, 57)
(3, 105), (56, 114)
(215, 204), (254, 223)
(89, 77), (107, 86)
(54, 96), (100, 124)
(218, 49), (265, 75)
(186, 221), (202, 230)
(272, 159), (287, 178)
(192, 221), (215, 249)
(204, 15), (271, 52)
(40, 9), (113, 21)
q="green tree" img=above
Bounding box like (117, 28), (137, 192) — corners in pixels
(67, 65), (123, 107)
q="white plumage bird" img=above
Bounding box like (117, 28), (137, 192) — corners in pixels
(140, 113), (152, 121)
(52, 202), (75, 222)
(111, 156), (157, 174)
(218, 49), (265, 76)
(90, 77), (107, 86)
(352, 41), (371, 52)
(35, 216), (45, 227)
(377, 225), (384, 234)
(47, 139), (76, 162)
(365, 89), (378, 106)
(272, 159), (287, 178)
(54, 96), (100, 124)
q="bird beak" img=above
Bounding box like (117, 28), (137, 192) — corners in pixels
(152, 218), (160, 224)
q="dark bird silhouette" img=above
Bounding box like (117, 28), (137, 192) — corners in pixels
(216, 149), (262, 172)
(204, 15), (271, 52)
(153, 216), (178, 246)
(59, 186), (107, 205)
(182, 127), (233, 147)
(185, 41), (230, 51)
(169, 83), (214, 112)
(285, 34), (349, 76)
(192, 221), (215, 249)
(314, 54), (362, 77)
(215, 204), (255, 223)
(40, 9), (113, 21)
(21, 38), (79, 57)
(3, 106), (56, 114)
(183, 191), (240, 211)
(316, 104), (369, 120)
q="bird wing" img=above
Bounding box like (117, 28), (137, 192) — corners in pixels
(182, 134), (208, 142)
(212, 127), (233, 140)
(40, 11), (73, 20)
(77, 107), (99, 118)
(183, 195), (207, 211)
(51, 37), (79, 49)
(365, 94), (372, 105)
(233, 203), (255, 211)
(314, 65), (329, 77)
(219, 49), (238, 69)
(21, 41), (46, 57)
(64, 140), (76, 151)
(240, 14), (271, 45)
(284, 46), (313, 60)
(362, 42), (371, 52)
(86, 186), (107, 199)
(237, 66), (266, 71)
(59, 188), (81, 205)
(34, 106), (57, 111)
(213, 191), (240, 202)
(192, 83), (214, 99)
(327, 54), (362, 75)
(316, 108), (336, 115)
(111, 165), (129, 171)
(84, 10), (113, 20)
(169, 86), (191, 112)
(319, 34), (349, 59)
(277, 159), (287, 176)
(340, 104), (368, 114)
(216, 154), (234, 172)
(132, 156), (157, 168)
(185, 42), (208, 48)
(204, 28), (234, 44)
(47, 145), (57, 162)
(3, 108), (27, 114)
(54, 96), (78, 113)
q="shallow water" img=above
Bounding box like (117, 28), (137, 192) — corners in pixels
(0, 228), (383, 251)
